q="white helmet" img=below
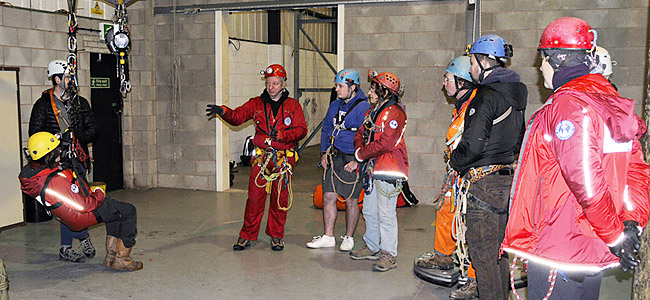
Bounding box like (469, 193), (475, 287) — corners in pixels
(595, 46), (616, 78)
(47, 60), (67, 78)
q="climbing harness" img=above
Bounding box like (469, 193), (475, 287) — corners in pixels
(322, 147), (360, 202)
(253, 147), (295, 211)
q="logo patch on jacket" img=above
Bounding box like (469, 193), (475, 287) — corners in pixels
(71, 184), (79, 194)
(555, 120), (575, 140)
(389, 120), (398, 129)
(468, 108), (475, 116)
(284, 117), (292, 126)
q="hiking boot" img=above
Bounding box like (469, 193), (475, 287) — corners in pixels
(372, 251), (397, 272)
(80, 237), (96, 258)
(103, 236), (119, 267)
(450, 279), (479, 300)
(271, 237), (284, 251)
(233, 237), (250, 251)
(111, 239), (143, 271)
(339, 236), (354, 252)
(59, 246), (86, 263)
(415, 253), (453, 270)
(350, 245), (379, 260)
(306, 235), (335, 249)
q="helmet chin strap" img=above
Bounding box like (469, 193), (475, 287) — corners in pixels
(475, 60), (500, 83)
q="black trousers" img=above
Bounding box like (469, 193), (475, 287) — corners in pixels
(528, 261), (603, 300)
(93, 197), (138, 248)
(466, 172), (512, 300)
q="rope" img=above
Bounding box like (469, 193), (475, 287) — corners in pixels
(374, 179), (402, 198)
(543, 268), (558, 300)
(253, 148), (294, 211)
(510, 255), (524, 300)
(322, 146), (359, 202)
(452, 178), (470, 277)
(0, 258), (7, 297)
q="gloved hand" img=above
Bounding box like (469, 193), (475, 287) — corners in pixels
(609, 220), (642, 272)
(269, 128), (282, 141)
(206, 104), (224, 117)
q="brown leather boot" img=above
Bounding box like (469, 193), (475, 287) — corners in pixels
(103, 236), (119, 267)
(111, 239), (144, 271)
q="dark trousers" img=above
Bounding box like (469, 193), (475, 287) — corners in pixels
(528, 261), (603, 300)
(93, 198), (138, 248)
(466, 172), (512, 300)
(60, 223), (89, 246)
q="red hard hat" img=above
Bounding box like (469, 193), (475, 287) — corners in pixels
(538, 17), (595, 50)
(262, 64), (287, 79)
(369, 70), (401, 96)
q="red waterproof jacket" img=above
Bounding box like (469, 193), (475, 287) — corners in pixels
(19, 166), (103, 231)
(354, 101), (409, 181)
(501, 74), (650, 272)
(220, 94), (307, 151)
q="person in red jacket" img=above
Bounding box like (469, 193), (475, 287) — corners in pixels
(501, 17), (650, 300)
(19, 132), (143, 272)
(206, 64), (307, 251)
(349, 70), (408, 272)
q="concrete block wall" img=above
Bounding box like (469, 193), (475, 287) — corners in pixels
(344, 0), (649, 205)
(0, 6), (111, 168)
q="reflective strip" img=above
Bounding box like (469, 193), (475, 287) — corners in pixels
(603, 126), (632, 153)
(45, 187), (84, 211)
(502, 248), (616, 273)
(623, 185), (633, 211)
(582, 116), (593, 198)
(373, 170), (407, 180)
(607, 232), (626, 247)
(34, 196), (51, 207)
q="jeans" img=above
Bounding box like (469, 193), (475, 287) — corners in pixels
(60, 223), (89, 246)
(362, 180), (398, 256)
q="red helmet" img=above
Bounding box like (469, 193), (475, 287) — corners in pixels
(368, 70), (402, 96)
(261, 64), (287, 79)
(538, 17), (595, 50)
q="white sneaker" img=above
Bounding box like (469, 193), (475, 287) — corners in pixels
(306, 235), (336, 248)
(339, 236), (354, 252)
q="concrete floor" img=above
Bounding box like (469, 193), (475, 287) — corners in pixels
(0, 146), (634, 299)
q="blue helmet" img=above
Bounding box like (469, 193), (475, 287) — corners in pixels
(445, 56), (472, 82)
(468, 34), (513, 63)
(334, 69), (360, 86)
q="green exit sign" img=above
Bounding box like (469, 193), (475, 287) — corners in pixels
(91, 78), (110, 88)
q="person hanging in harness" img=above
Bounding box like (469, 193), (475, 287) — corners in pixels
(349, 70), (408, 272)
(206, 64), (307, 251)
(450, 34), (527, 300)
(28, 60), (97, 263)
(501, 17), (650, 300)
(414, 55), (480, 299)
(306, 69), (370, 252)
(19, 132), (143, 271)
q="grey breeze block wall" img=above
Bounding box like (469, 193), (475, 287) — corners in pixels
(128, 1), (216, 190)
(0, 6), (112, 164)
(344, 0), (649, 205)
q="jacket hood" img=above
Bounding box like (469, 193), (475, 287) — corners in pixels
(556, 74), (643, 142)
(18, 164), (57, 198)
(481, 68), (520, 85)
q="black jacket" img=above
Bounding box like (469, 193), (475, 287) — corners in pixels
(450, 68), (528, 176)
(28, 89), (97, 152)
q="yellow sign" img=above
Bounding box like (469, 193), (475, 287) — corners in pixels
(91, 2), (104, 16)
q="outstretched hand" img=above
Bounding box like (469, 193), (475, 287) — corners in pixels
(206, 104), (224, 119)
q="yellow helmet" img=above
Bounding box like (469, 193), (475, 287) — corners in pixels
(27, 132), (60, 160)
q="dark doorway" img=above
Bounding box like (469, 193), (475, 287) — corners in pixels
(90, 53), (124, 191)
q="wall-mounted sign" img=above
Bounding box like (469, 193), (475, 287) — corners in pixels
(91, 78), (110, 88)
(100, 22), (114, 41)
(91, 2), (104, 16)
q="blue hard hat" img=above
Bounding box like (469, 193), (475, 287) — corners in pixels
(445, 56), (472, 82)
(468, 34), (512, 59)
(334, 69), (360, 85)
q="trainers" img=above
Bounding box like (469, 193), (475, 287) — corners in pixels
(233, 237), (251, 251)
(59, 246), (86, 263)
(450, 279), (478, 300)
(372, 251), (397, 272)
(415, 253), (453, 270)
(270, 237), (284, 251)
(80, 237), (96, 258)
(339, 236), (354, 252)
(306, 235), (336, 248)
(349, 245), (379, 260)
